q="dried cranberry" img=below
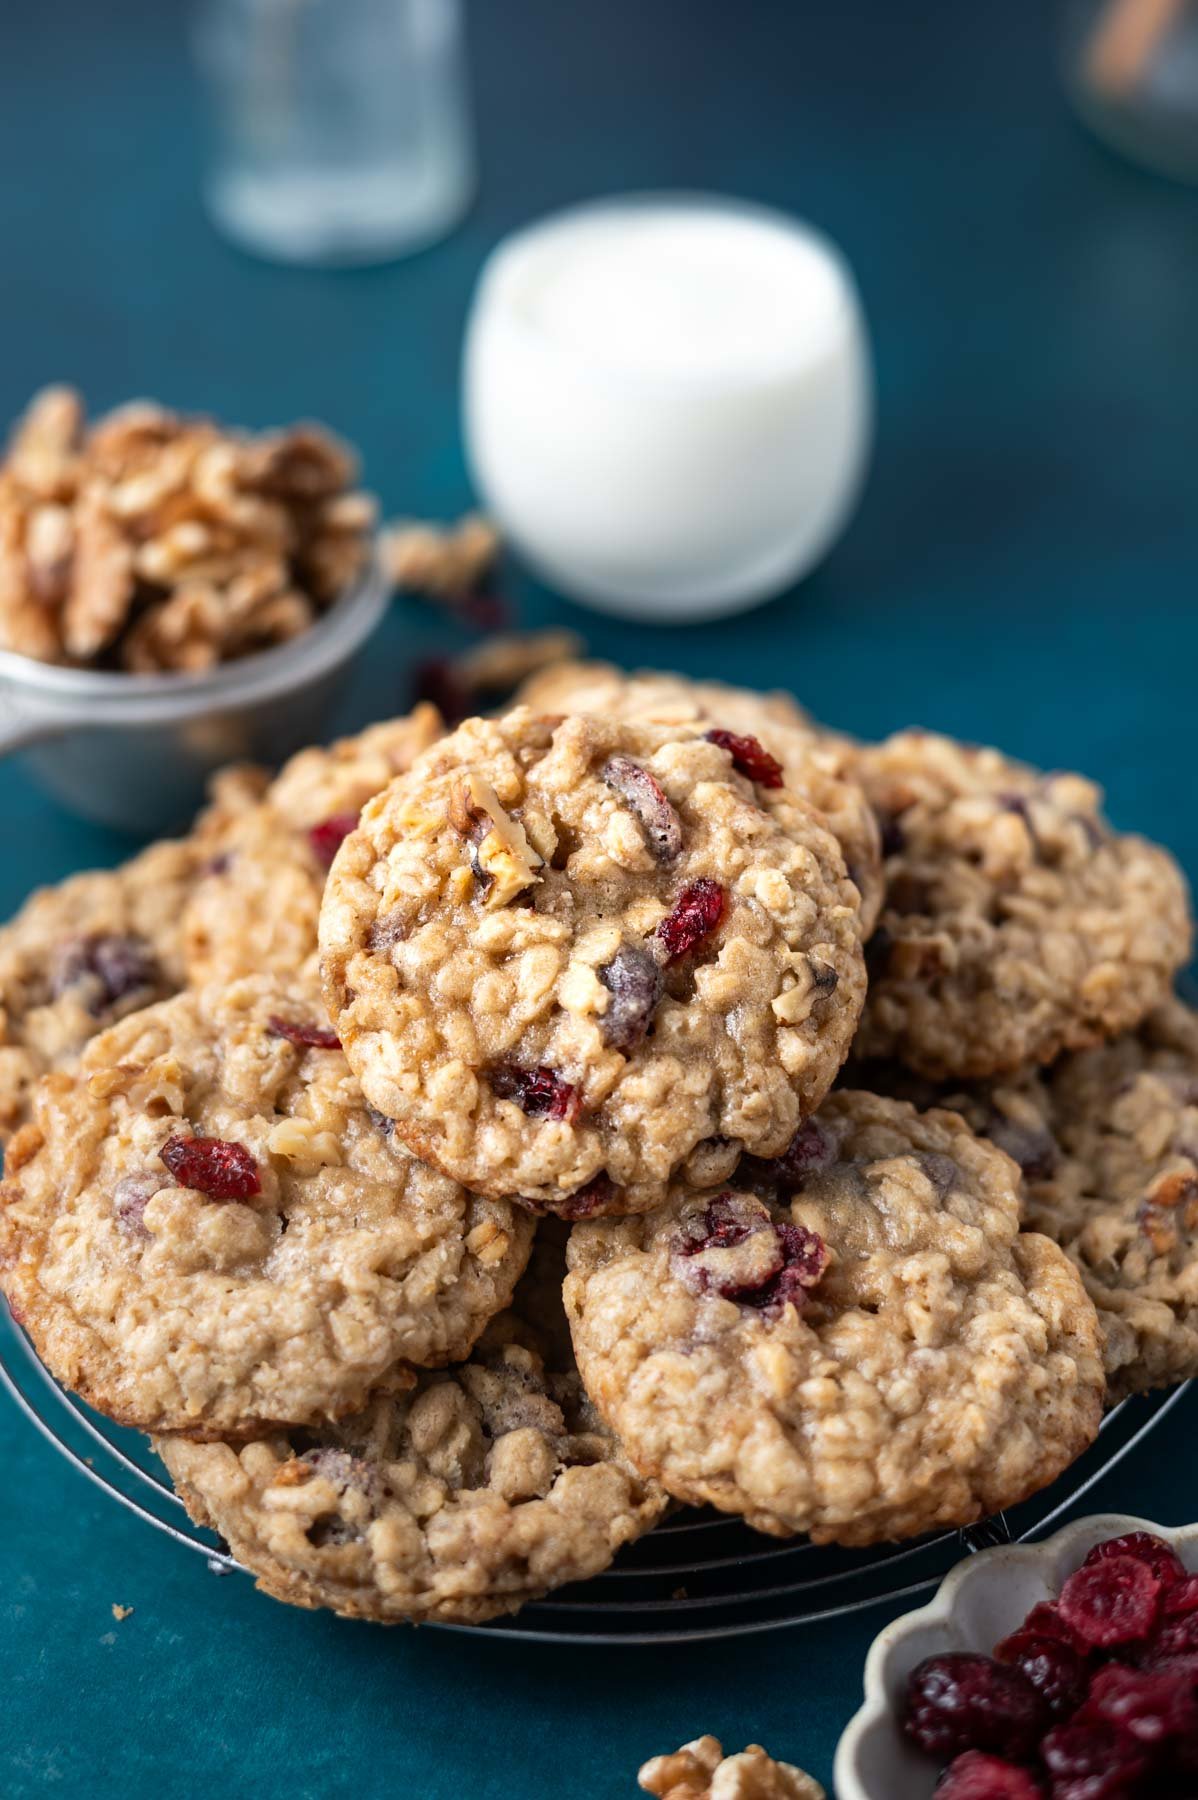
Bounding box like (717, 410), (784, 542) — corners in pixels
(308, 812), (359, 868)
(935, 1752), (1044, 1800)
(748, 1221), (829, 1316)
(412, 657), (472, 726)
(490, 1064), (581, 1125)
(740, 1119), (839, 1193)
(1059, 1556), (1162, 1649)
(1145, 1612), (1198, 1665)
(1163, 1574), (1198, 1618)
(1040, 1720), (1149, 1799)
(516, 1173), (621, 1218)
(267, 1015), (342, 1051)
(982, 1111), (1059, 1183)
(704, 728), (784, 789)
(1000, 1603), (1085, 1653)
(656, 879), (727, 964)
(1083, 1533), (1186, 1592)
(903, 1653), (1045, 1759)
(994, 1631), (1089, 1719)
(602, 756), (682, 862)
(596, 942), (663, 1053)
(160, 1135), (262, 1201)
(50, 933), (160, 1016)
(1083, 1662), (1198, 1747)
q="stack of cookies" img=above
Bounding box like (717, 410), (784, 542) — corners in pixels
(1, 658), (1193, 1625)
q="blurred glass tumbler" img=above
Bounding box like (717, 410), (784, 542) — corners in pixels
(1062, 0), (1198, 182)
(194, 0), (474, 265)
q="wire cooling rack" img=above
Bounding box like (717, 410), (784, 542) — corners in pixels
(1, 1297), (1189, 1645)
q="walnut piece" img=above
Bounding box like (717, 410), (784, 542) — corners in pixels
(381, 511), (498, 601)
(638, 1737), (824, 1800)
(0, 386), (374, 672)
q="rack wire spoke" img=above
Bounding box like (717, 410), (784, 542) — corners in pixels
(1, 1298), (1187, 1644)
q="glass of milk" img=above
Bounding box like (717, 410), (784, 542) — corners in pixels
(463, 195), (872, 621)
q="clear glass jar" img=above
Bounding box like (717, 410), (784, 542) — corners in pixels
(1061, 0), (1198, 183)
(194, 0), (475, 265)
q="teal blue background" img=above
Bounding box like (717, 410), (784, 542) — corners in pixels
(2, 3), (1198, 1793)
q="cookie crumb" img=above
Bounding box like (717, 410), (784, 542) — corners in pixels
(111, 1604), (133, 1621)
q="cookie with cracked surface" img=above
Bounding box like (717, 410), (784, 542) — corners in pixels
(155, 1236), (667, 1623)
(0, 763), (264, 1144)
(638, 1736), (825, 1800)
(182, 705), (443, 985)
(516, 660), (883, 935)
(0, 974), (532, 1437)
(853, 731), (1191, 1080)
(319, 707), (866, 1216)
(564, 1091), (1105, 1544)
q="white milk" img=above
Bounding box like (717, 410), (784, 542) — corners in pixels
(463, 196), (871, 620)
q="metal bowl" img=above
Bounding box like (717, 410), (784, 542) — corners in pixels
(0, 556), (390, 833)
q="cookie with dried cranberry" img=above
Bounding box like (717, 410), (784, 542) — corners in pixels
(0, 763), (264, 1144)
(0, 974), (531, 1438)
(182, 704), (443, 985)
(564, 1091), (1105, 1544)
(1016, 999), (1198, 1401)
(155, 1236), (666, 1624)
(319, 707), (866, 1216)
(854, 731), (1191, 1080)
(516, 659), (883, 934)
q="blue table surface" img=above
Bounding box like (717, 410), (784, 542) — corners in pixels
(3, 3), (1198, 1794)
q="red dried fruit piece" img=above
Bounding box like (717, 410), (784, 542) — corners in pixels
(935, 1751), (1044, 1800)
(704, 728), (784, 789)
(490, 1064), (582, 1125)
(740, 1118), (838, 1193)
(994, 1631), (1088, 1719)
(997, 1602), (1084, 1654)
(1146, 1611), (1198, 1664)
(602, 756), (682, 862)
(746, 1222), (829, 1316)
(412, 657), (472, 726)
(1083, 1662), (1198, 1746)
(308, 812), (359, 868)
(1059, 1555), (1162, 1649)
(267, 1015), (342, 1051)
(902, 1654), (1046, 1760)
(1084, 1532), (1186, 1592)
(672, 1195), (827, 1316)
(1040, 1720), (1149, 1799)
(1162, 1573), (1198, 1618)
(51, 932), (160, 1015)
(160, 1135), (261, 1201)
(656, 879), (727, 964)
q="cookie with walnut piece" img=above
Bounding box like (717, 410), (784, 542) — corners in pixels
(564, 1091), (1105, 1543)
(0, 975), (532, 1438)
(516, 659), (883, 934)
(182, 704), (443, 985)
(638, 1736), (824, 1800)
(854, 729), (1191, 1080)
(319, 706), (866, 1216)
(155, 1234), (667, 1624)
(0, 762), (265, 1145)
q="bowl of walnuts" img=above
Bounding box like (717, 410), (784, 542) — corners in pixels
(0, 387), (385, 831)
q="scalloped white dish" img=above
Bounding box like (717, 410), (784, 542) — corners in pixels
(834, 1512), (1198, 1800)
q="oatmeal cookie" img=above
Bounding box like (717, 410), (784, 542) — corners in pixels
(854, 731), (1191, 1080)
(1020, 1001), (1198, 1400)
(516, 661), (883, 934)
(639, 1736), (824, 1800)
(0, 975), (532, 1437)
(155, 1237), (666, 1623)
(0, 765), (263, 1144)
(319, 708), (866, 1215)
(183, 705), (443, 984)
(564, 1091), (1105, 1543)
